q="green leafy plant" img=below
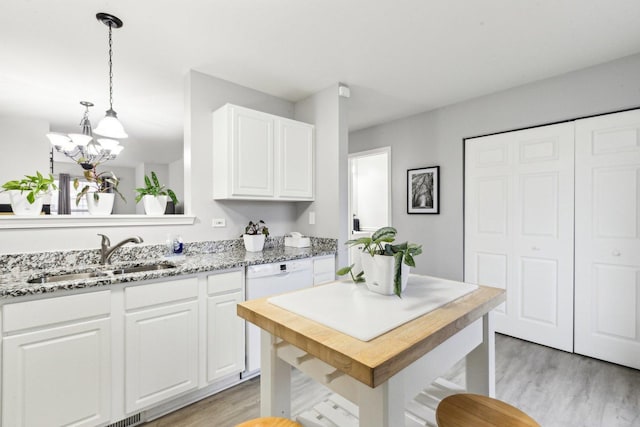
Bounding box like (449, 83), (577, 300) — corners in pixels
(1, 171), (57, 204)
(243, 220), (269, 236)
(135, 171), (178, 205)
(337, 226), (423, 297)
(73, 166), (125, 206)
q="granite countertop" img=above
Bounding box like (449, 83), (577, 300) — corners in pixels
(0, 245), (335, 300)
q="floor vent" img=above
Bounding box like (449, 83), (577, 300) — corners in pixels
(107, 413), (142, 427)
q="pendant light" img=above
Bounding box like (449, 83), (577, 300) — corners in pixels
(93, 13), (128, 139)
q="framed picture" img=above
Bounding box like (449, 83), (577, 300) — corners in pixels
(407, 166), (439, 214)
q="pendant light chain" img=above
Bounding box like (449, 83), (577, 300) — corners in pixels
(108, 22), (114, 111)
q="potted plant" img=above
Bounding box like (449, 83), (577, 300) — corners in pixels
(135, 171), (178, 215)
(1, 171), (57, 216)
(337, 226), (422, 297)
(242, 220), (269, 252)
(74, 167), (125, 215)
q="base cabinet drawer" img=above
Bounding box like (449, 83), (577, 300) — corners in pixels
(3, 317), (111, 427)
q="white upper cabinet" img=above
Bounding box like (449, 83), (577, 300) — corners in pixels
(276, 118), (314, 199)
(213, 104), (314, 201)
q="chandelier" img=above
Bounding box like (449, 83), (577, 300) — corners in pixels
(47, 101), (123, 170)
(46, 12), (128, 170)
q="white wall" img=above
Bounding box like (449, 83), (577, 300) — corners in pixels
(350, 52), (640, 281)
(169, 159), (184, 213)
(0, 117), (50, 204)
(294, 84), (349, 267)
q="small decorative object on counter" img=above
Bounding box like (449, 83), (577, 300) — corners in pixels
(74, 166), (125, 215)
(1, 171), (57, 216)
(242, 220), (269, 252)
(165, 235), (184, 256)
(284, 232), (311, 248)
(337, 226), (422, 297)
(135, 171), (178, 215)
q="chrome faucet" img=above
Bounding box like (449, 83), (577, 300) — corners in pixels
(98, 234), (143, 264)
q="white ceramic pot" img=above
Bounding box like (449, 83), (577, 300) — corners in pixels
(86, 192), (115, 215)
(361, 254), (410, 296)
(243, 234), (266, 252)
(142, 195), (167, 215)
(9, 190), (44, 216)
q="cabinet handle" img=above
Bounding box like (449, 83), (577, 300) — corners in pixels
(612, 250), (621, 257)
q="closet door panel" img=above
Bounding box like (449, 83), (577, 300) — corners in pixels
(575, 109), (640, 369)
(465, 134), (513, 325)
(466, 122), (574, 351)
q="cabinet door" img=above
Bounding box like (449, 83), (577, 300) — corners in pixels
(3, 318), (111, 427)
(125, 300), (198, 413)
(313, 255), (336, 285)
(276, 118), (314, 199)
(465, 122), (574, 351)
(207, 291), (245, 382)
(575, 109), (640, 369)
(232, 106), (275, 197)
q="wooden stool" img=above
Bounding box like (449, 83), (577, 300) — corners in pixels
(235, 417), (302, 427)
(436, 393), (540, 427)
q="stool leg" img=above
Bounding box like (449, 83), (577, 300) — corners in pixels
(466, 311), (495, 397)
(260, 330), (292, 418)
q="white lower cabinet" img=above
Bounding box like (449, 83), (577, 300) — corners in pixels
(0, 265), (260, 426)
(206, 271), (245, 382)
(2, 291), (111, 427)
(313, 255), (336, 285)
(124, 277), (199, 413)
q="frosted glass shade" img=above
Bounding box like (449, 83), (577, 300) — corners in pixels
(69, 133), (92, 146)
(46, 132), (71, 147)
(94, 109), (128, 139)
(97, 138), (120, 150)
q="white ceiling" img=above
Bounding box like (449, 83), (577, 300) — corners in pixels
(2, 1), (640, 167)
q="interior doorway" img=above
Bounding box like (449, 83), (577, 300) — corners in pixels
(348, 147), (392, 267)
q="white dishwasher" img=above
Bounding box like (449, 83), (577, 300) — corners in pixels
(243, 258), (313, 377)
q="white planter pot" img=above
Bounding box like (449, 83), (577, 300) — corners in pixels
(142, 195), (167, 215)
(243, 234), (266, 252)
(9, 190), (44, 216)
(86, 193), (115, 215)
(361, 254), (410, 296)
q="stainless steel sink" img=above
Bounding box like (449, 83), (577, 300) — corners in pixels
(26, 262), (176, 284)
(110, 262), (176, 275)
(27, 271), (108, 284)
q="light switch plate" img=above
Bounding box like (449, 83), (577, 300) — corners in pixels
(212, 218), (226, 227)
(309, 211), (316, 225)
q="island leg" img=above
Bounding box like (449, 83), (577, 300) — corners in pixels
(260, 329), (291, 418)
(356, 371), (404, 427)
(465, 311), (495, 397)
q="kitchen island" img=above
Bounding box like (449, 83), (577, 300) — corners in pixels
(237, 275), (505, 427)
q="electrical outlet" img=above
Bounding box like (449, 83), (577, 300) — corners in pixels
(309, 211), (316, 225)
(212, 218), (226, 227)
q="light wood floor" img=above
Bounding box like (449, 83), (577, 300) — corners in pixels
(142, 335), (640, 427)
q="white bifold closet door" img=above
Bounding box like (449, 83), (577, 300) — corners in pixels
(574, 109), (640, 369)
(465, 123), (575, 352)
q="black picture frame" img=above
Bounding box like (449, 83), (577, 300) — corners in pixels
(407, 166), (439, 214)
